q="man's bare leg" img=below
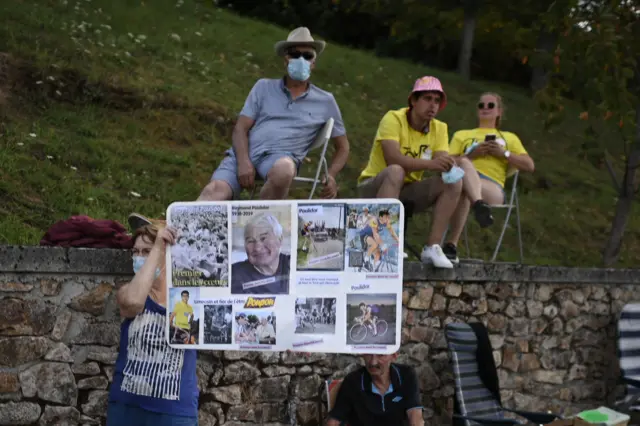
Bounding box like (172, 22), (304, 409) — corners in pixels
(260, 157), (297, 200)
(427, 179), (463, 246)
(375, 165), (405, 198)
(198, 180), (233, 201)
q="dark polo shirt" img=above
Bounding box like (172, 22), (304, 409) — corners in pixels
(329, 363), (423, 426)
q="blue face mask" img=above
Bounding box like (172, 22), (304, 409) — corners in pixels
(132, 256), (161, 279)
(287, 57), (311, 82)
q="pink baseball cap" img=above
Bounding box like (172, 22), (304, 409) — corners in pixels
(408, 76), (447, 111)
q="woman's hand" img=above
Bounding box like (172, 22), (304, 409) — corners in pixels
(154, 226), (178, 249)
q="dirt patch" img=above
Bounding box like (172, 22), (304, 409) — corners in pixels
(0, 52), (235, 137)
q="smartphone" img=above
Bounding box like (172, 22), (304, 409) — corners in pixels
(484, 134), (496, 142)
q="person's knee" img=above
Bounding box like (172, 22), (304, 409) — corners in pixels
(200, 180), (233, 201)
(456, 156), (475, 172)
(267, 158), (296, 186)
(384, 164), (405, 188)
(442, 178), (463, 195)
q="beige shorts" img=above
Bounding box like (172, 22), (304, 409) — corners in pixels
(357, 173), (443, 213)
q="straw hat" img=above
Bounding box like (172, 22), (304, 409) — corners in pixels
(274, 27), (326, 57)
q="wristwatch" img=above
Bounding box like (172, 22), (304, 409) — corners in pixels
(504, 150), (511, 159)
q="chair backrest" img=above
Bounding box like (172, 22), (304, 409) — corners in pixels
(326, 378), (343, 412)
(618, 303), (640, 395)
(445, 322), (504, 426)
(308, 117), (334, 152)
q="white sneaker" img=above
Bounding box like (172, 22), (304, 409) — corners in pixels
(421, 244), (454, 269)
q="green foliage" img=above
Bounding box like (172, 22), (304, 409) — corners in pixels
(535, 0), (638, 150)
(0, 0), (639, 266)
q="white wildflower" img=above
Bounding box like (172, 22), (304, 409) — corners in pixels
(47, 76), (55, 81)
(87, 197), (94, 201)
(29, 133), (37, 137)
(46, 155), (54, 160)
(70, 166), (77, 171)
(128, 32), (134, 38)
(129, 191), (141, 198)
(125, 51), (131, 57)
(55, 90), (62, 96)
(35, 81), (43, 85)
(17, 143), (24, 146)
(137, 34), (147, 40)
(170, 33), (181, 42)
(195, 31), (202, 36)
(246, 52), (253, 57)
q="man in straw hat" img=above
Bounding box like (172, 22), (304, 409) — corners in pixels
(198, 27), (350, 201)
(357, 76), (494, 269)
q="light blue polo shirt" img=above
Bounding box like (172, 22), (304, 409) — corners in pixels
(229, 77), (346, 163)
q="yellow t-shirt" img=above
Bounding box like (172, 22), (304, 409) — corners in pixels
(173, 301), (193, 330)
(359, 107), (449, 184)
(449, 128), (527, 188)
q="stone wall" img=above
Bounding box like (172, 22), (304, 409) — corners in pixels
(0, 246), (639, 426)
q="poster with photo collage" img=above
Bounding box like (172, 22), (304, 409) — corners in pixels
(165, 199), (403, 354)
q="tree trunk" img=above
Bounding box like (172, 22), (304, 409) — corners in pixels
(530, 29), (557, 93)
(602, 104), (640, 266)
(457, 0), (480, 80)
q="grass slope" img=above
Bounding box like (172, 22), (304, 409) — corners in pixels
(0, 0), (638, 267)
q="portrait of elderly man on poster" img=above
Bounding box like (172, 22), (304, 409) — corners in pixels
(231, 211), (291, 294)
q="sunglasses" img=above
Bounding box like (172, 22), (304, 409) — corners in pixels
(478, 102), (496, 110)
(288, 50), (315, 61)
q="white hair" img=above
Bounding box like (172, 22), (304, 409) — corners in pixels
(245, 213), (283, 239)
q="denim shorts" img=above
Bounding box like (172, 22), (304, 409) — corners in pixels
(211, 151), (300, 198)
(106, 402), (198, 426)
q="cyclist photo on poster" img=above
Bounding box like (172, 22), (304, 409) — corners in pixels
(203, 304), (233, 344)
(297, 203), (346, 272)
(345, 293), (396, 345)
(294, 297), (337, 335)
(345, 203), (401, 273)
(168, 288), (200, 345)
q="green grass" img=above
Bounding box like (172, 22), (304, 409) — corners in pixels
(0, 0), (638, 267)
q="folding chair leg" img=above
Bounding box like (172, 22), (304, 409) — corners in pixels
(463, 222), (471, 257)
(515, 192), (523, 263)
(491, 205), (513, 262)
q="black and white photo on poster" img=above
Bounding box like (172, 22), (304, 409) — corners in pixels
(345, 293), (396, 345)
(203, 304), (233, 344)
(233, 310), (277, 345)
(297, 203), (346, 271)
(231, 205), (292, 294)
(345, 203), (401, 273)
(294, 297), (337, 334)
(169, 204), (229, 287)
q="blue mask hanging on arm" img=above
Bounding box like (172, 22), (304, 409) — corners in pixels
(132, 256), (161, 279)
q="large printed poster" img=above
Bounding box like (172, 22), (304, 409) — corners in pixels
(165, 199), (403, 354)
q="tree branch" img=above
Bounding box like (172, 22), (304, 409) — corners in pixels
(604, 149), (622, 192)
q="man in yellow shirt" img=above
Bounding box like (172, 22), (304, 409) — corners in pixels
(170, 290), (194, 331)
(358, 76), (494, 268)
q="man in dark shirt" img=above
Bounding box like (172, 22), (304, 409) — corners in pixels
(231, 212), (291, 294)
(327, 353), (424, 426)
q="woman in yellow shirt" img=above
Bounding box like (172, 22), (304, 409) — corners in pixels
(444, 92), (535, 263)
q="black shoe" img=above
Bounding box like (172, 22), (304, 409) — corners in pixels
(472, 200), (494, 228)
(442, 243), (460, 264)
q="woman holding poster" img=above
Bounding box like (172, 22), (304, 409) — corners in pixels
(107, 214), (198, 426)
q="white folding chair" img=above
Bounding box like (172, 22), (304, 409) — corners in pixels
(462, 169), (523, 263)
(249, 118), (334, 200)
